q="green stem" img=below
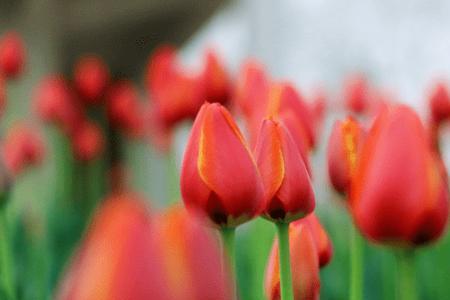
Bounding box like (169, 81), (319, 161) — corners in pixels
(220, 227), (237, 299)
(350, 224), (363, 300)
(0, 209), (16, 300)
(276, 222), (294, 300)
(396, 250), (417, 300)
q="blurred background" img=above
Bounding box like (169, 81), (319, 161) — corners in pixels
(2, 0), (450, 299)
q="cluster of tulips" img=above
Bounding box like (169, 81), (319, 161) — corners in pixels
(0, 28), (449, 300)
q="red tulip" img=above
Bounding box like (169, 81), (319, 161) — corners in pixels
(303, 214), (333, 268)
(428, 81), (450, 125)
(343, 74), (370, 114)
(310, 88), (327, 135)
(201, 49), (230, 105)
(155, 205), (232, 300)
(2, 124), (44, 176)
(34, 75), (82, 135)
(0, 31), (25, 79)
(350, 105), (449, 246)
(73, 55), (109, 104)
(56, 194), (169, 300)
(255, 118), (314, 222)
(72, 121), (104, 162)
(265, 219), (321, 300)
(180, 102), (264, 227)
(106, 80), (143, 137)
(327, 117), (365, 195)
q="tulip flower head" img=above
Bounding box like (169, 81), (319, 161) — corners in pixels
(180, 102), (264, 227)
(73, 55), (109, 104)
(303, 213), (333, 268)
(0, 31), (25, 79)
(428, 81), (450, 125)
(201, 49), (230, 105)
(327, 117), (365, 195)
(72, 121), (105, 162)
(255, 118), (315, 223)
(2, 124), (44, 176)
(265, 219), (321, 300)
(343, 74), (370, 114)
(350, 105), (449, 246)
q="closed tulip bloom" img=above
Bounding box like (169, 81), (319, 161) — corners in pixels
(327, 117), (365, 195)
(156, 206), (232, 300)
(0, 31), (25, 79)
(3, 124), (44, 176)
(106, 80), (143, 137)
(73, 55), (109, 104)
(56, 195), (169, 300)
(265, 220), (321, 300)
(303, 214), (333, 268)
(255, 119), (314, 223)
(180, 102), (264, 227)
(201, 49), (230, 105)
(72, 121), (104, 162)
(350, 105), (449, 246)
(343, 75), (370, 114)
(428, 81), (450, 125)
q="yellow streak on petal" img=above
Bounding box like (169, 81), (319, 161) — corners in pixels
(266, 84), (283, 119)
(341, 118), (360, 175)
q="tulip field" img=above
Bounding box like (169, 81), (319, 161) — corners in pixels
(0, 28), (450, 300)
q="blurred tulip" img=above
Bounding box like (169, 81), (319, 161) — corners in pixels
(72, 121), (104, 162)
(428, 81), (450, 125)
(73, 55), (109, 104)
(0, 31), (25, 79)
(265, 220), (321, 300)
(106, 80), (143, 137)
(343, 74), (370, 114)
(56, 194), (169, 300)
(3, 124), (44, 176)
(34, 75), (82, 135)
(156, 205), (232, 300)
(255, 118), (315, 223)
(310, 88), (327, 135)
(180, 102), (264, 227)
(303, 213), (333, 268)
(201, 49), (230, 105)
(350, 105), (449, 246)
(327, 117), (365, 195)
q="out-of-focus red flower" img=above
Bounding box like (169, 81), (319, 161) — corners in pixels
(343, 74), (370, 114)
(155, 205), (232, 300)
(265, 219), (320, 300)
(201, 49), (230, 105)
(350, 105), (449, 246)
(146, 45), (204, 130)
(255, 119), (314, 222)
(2, 124), (44, 176)
(73, 55), (109, 104)
(56, 195), (169, 300)
(0, 31), (25, 79)
(34, 75), (82, 135)
(180, 102), (264, 227)
(327, 117), (365, 195)
(310, 88), (327, 135)
(302, 213), (333, 268)
(428, 81), (450, 125)
(72, 121), (104, 162)
(106, 80), (143, 137)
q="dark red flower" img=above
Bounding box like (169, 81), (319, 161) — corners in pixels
(73, 55), (109, 104)
(0, 31), (25, 79)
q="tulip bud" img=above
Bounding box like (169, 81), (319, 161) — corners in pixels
(56, 195), (169, 300)
(106, 80), (143, 137)
(350, 105), (449, 246)
(201, 49), (230, 105)
(72, 121), (104, 162)
(303, 213), (333, 268)
(428, 81), (450, 125)
(327, 117), (365, 195)
(156, 205), (232, 300)
(2, 124), (44, 176)
(180, 102), (264, 227)
(0, 31), (25, 79)
(255, 119), (315, 223)
(265, 220), (320, 300)
(343, 74), (370, 114)
(73, 55), (109, 104)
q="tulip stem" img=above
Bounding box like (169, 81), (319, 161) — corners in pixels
(276, 222), (294, 300)
(220, 227), (237, 299)
(0, 208), (16, 300)
(350, 224), (363, 300)
(396, 250), (417, 300)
